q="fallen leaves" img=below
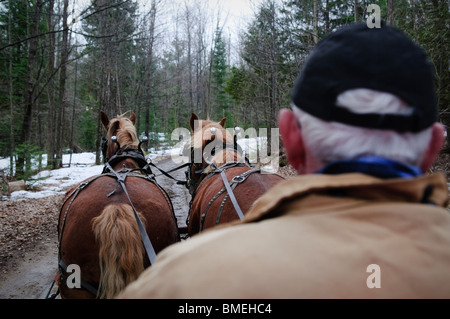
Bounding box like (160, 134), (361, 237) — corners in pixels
(0, 194), (64, 271)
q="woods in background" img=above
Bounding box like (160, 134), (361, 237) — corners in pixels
(0, 0), (448, 179)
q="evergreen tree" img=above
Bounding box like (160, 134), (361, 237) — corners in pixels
(211, 28), (231, 123)
(81, 0), (138, 163)
(225, 65), (256, 129)
(0, 0), (29, 158)
(396, 0), (450, 150)
(241, 0), (288, 128)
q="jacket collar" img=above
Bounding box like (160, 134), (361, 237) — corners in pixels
(318, 156), (422, 179)
(243, 173), (449, 223)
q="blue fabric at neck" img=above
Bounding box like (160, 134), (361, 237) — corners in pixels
(317, 156), (422, 179)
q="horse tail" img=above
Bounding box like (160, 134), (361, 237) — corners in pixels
(92, 204), (145, 299)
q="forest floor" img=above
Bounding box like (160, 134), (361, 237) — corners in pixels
(0, 152), (447, 299)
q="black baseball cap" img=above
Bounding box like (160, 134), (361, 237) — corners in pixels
(291, 22), (437, 133)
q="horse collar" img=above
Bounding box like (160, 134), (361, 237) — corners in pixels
(103, 147), (151, 175)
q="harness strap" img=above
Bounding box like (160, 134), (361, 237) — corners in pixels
(56, 164), (173, 297)
(150, 162), (189, 185)
(219, 169), (245, 220)
(58, 259), (99, 297)
(197, 167), (283, 230)
(200, 187), (227, 231)
(56, 174), (109, 298)
(105, 162), (157, 265)
(105, 149), (151, 174)
(45, 280), (59, 299)
(191, 162), (248, 194)
(58, 175), (106, 247)
(216, 182), (239, 225)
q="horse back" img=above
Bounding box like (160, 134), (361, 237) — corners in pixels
(188, 167), (284, 235)
(58, 175), (179, 298)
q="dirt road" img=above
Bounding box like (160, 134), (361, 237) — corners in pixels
(0, 155), (191, 299)
(152, 155), (191, 232)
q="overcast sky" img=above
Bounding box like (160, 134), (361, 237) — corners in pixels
(69, 0), (267, 65)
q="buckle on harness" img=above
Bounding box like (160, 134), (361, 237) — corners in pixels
(231, 174), (246, 184)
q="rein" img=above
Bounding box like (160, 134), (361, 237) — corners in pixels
(150, 161), (189, 185)
(104, 135), (189, 185)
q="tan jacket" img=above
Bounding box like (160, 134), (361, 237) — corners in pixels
(118, 173), (450, 298)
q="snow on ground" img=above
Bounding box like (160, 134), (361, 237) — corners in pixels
(1, 153), (104, 201)
(1, 136), (277, 201)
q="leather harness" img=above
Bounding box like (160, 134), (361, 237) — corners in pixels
(186, 143), (285, 230)
(52, 141), (175, 298)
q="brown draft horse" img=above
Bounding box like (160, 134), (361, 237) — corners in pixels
(186, 113), (285, 236)
(55, 111), (179, 299)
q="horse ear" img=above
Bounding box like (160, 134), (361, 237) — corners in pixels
(129, 112), (136, 125)
(190, 113), (199, 131)
(219, 117), (226, 128)
(100, 111), (109, 131)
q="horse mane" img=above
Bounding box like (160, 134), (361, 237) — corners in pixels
(108, 114), (139, 150)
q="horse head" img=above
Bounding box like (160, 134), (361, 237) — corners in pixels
(100, 111), (146, 170)
(187, 113), (244, 190)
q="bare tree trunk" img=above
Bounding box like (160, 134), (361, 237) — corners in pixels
(133, 40), (141, 134)
(55, 0), (70, 169)
(185, 2), (194, 115)
(361, 0), (367, 20)
(354, 0), (359, 22)
(70, 46), (78, 154)
(144, 0), (157, 138)
(8, 5), (15, 177)
(17, 0), (42, 177)
(269, 1), (279, 156)
(313, 0), (319, 44)
(115, 60), (122, 113)
(95, 108), (102, 165)
(206, 33), (214, 120)
(387, 0), (395, 25)
(410, 0), (416, 32)
(195, 4), (207, 118)
(46, 0), (56, 169)
(95, 2), (108, 164)
(324, 0), (330, 34)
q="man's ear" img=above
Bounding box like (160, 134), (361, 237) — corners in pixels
(420, 123), (445, 173)
(279, 109), (306, 174)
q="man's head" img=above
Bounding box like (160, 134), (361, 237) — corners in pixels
(280, 22), (444, 175)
